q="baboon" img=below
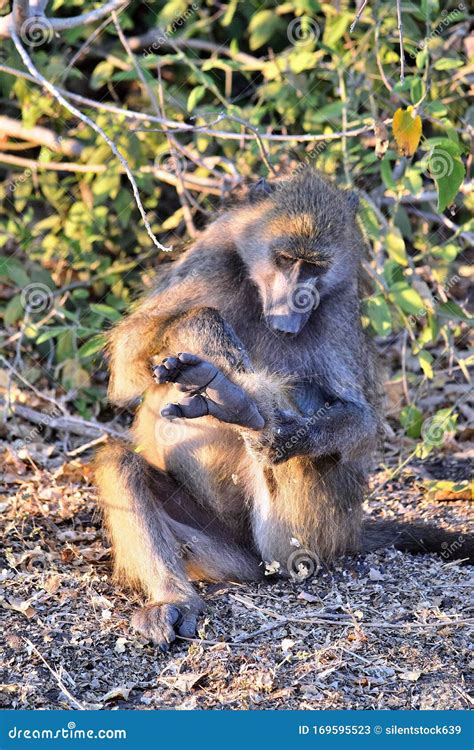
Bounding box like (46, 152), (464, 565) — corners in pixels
(95, 169), (472, 649)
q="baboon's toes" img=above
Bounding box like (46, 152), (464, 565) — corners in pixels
(161, 395), (209, 421)
(152, 356), (182, 384)
(131, 603), (182, 651)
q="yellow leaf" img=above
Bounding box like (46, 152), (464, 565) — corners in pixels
(392, 107), (422, 156)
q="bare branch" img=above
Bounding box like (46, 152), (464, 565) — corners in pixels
(0, 115), (82, 155)
(1, 397), (125, 440)
(112, 9), (197, 236)
(10, 28), (171, 252)
(0, 151), (227, 194)
(127, 29), (266, 71)
(0, 0), (127, 38)
(350, 0), (369, 33)
(0, 63), (392, 145)
(396, 0), (405, 83)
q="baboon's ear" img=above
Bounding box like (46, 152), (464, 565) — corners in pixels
(346, 190), (359, 213)
(248, 177), (275, 203)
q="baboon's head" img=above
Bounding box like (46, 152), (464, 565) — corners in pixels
(233, 169), (362, 336)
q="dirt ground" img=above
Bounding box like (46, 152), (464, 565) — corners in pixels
(1, 443), (472, 711)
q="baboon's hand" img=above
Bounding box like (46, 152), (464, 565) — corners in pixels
(153, 353), (265, 430)
(131, 602), (198, 651)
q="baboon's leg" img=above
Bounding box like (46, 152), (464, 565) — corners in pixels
(95, 441), (262, 647)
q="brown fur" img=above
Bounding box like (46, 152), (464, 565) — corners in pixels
(95, 169), (470, 648)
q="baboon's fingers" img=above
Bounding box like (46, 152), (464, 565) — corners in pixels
(177, 352), (201, 365)
(161, 394), (209, 420)
(131, 603), (182, 652)
(176, 613), (198, 638)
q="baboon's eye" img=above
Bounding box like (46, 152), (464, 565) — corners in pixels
(275, 254), (295, 269)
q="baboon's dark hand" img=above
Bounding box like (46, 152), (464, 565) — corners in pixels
(131, 603), (198, 651)
(156, 353), (265, 430)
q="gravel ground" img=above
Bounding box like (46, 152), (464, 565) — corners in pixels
(1, 448), (472, 711)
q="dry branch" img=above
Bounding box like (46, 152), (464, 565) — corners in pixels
(0, 115), (82, 156)
(10, 28), (171, 252)
(0, 0), (127, 38)
(0, 151), (226, 194)
(1, 398), (125, 441)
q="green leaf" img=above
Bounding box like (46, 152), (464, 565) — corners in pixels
(90, 303), (122, 322)
(187, 85), (206, 113)
(221, 0), (238, 26)
(428, 146), (465, 212)
(322, 12), (352, 47)
(386, 228), (408, 266)
(438, 301), (472, 322)
(78, 335), (106, 358)
(36, 326), (68, 344)
(0, 257), (30, 287)
(390, 282), (425, 316)
(418, 350), (434, 379)
(433, 57), (464, 71)
(400, 404), (423, 439)
(3, 294), (24, 326)
(364, 295), (392, 336)
(90, 60), (115, 90)
(248, 11), (283, 50)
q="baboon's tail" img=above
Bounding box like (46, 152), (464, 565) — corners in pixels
(362, 519), (473, 564)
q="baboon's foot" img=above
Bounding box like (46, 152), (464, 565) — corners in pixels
(153, 353), (264, 429)
(131, 602), (198, 651)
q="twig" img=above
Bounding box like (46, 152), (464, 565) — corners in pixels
(10, 28), (171, 252)
(0, 151), (227, 195)
(0, 0), (127, 38)
(128, 28), (267, 71)
(396, 0), (405, 82)
(1, 397), (125, 440)
(22, 638), (86, 710)
(0, 64), (393, 144)
(111, 10), (197, 236)
(0, 115), (82, 156)
(350, 0), (369, 33)
(0, 355), (67, 414)
(65, 434), (108, 457)
(405, 205), (474, 245)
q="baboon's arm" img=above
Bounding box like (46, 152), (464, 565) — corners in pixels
(251, 397), (378, 464)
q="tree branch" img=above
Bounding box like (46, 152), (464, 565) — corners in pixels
(0, 115), (82, 156)
(0, 0), (127, 38)
(10, 28), (171, 252)
(0, 151), (226, 194)
(0, 63), (391, 145)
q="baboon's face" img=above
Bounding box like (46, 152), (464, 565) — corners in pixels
(242, 212), (331, 337)
(258, 240), (325, 336)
